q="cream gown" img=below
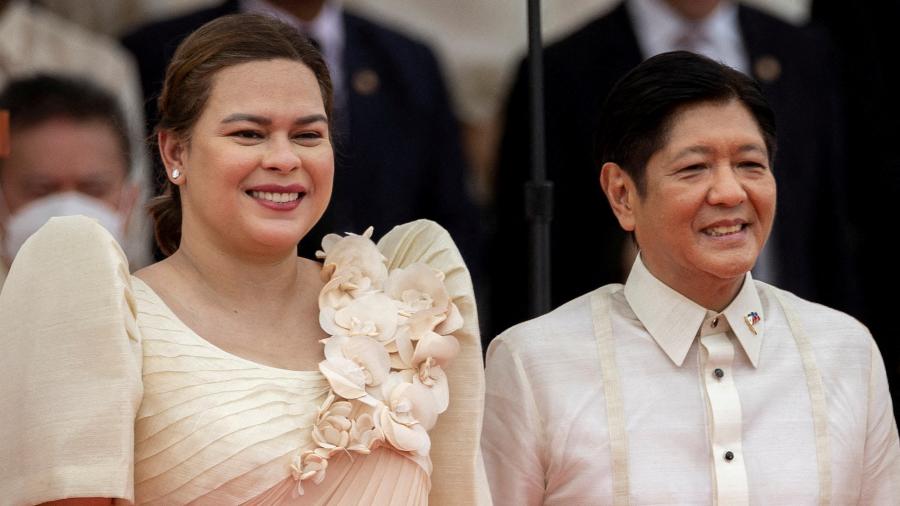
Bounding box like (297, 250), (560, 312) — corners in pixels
(0, 216), (490, 505)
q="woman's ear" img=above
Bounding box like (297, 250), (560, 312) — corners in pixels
(599, 162), (637, 232)
(158, 130), (187, 185)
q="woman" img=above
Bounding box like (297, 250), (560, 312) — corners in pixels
(0, 14), (489, 505)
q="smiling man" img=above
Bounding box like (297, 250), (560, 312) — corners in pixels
(482, 52), (899, 505)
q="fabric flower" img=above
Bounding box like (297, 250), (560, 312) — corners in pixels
(295, 226), (463, 492)
(322, 292), (399, 343)
(415, 357), (450, 413)
(323, 335), (391, 388)
(316, 227), (388, 287)
(291, 452), (328, 496)
(311, 392), (382, 454)
(385, 263), (464, 344)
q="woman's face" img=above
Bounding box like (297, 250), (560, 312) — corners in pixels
(629, 99), (776, 297)
(171, 58), (333, 256)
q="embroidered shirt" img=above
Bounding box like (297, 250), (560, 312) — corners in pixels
(483, 255), (900, 505)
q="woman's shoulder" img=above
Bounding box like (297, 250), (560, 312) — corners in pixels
(376, 219), (461, 268)
(11, 214), (130, 273)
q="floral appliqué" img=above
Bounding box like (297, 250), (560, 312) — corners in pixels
(290, 227), (462, 494)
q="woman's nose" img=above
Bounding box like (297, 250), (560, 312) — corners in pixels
(263, 136), (300, 173)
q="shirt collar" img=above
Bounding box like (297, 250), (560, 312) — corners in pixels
(240, 0), (345, 59)
(626, 0), (744, 69)
(624, 254), (765, 368)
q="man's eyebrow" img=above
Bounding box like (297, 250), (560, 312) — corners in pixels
(670, 143), (767, 162)
(670, 145), (713, 162)
(736, 144), (767, 155)
(221, 113), (328, 125)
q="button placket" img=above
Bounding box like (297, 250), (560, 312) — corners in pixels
(700, 331), (749, 504)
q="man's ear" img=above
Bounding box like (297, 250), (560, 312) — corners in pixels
(158, 130), (187, 185)
(599, 162), (637, 232)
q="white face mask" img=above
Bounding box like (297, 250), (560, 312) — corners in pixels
(2, 191), (126, 261)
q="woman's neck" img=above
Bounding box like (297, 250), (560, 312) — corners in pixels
(165, 232), (310, 317)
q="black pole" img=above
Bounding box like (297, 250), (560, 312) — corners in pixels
(525, 0), (553, 317)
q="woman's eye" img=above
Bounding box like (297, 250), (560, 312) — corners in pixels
(232, 130), (263, 140)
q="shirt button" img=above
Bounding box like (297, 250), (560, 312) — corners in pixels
(711, 317), (719, 328)
(724, 450), (735, 461)
(714, 368), (725, 379)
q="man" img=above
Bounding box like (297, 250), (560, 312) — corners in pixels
(0, 0), (151, 269)
(121, 0), (481, 268)
(482, 52), (899, 504)
(490, 0), (857, 340)
(0, 75), (140, 287)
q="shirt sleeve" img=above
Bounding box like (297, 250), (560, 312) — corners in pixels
(482, 335), (546, 506)
(858, 340), (900, 503)
(378, 219), (492, 506)
(0, 216), (143, 504)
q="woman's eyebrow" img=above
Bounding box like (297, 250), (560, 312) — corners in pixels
(221, 113), (328, 125)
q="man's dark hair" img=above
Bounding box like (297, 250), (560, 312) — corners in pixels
(0, 74), (130, 169)
(593, 51), (777, 195)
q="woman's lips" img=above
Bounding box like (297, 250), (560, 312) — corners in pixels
(245, 184), (306, 211)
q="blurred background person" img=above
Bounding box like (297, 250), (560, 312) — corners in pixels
(0, 75), (141, 288)
(120, 0), (482, 278)
(490, 0), (858, 344)
(0, 0), (152, 267)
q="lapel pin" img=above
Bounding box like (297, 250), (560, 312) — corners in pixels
(744, 311), (761, 335)
(754, 55), (781, 83)
(352, 69), (380, 96)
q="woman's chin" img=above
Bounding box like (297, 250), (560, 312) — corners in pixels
(242, 225), (310, 256)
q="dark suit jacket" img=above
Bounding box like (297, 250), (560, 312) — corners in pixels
(490, 2), (860, 336)
(121, 0), (481, 265)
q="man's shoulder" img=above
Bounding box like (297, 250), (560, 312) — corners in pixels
(758, 282), (872, 346)
(343, 10), (434, 58)
(121, 1), (237, 53)
(492, 284), (623, 355)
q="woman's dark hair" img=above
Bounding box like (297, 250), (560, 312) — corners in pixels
(0, 74), (130, 170)
(593, 50), (777, 195)
(150, 13), (333, 256)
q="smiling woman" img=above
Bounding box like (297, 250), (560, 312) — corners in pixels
(0, 13), (489, 506)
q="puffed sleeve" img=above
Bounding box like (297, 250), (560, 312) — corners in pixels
(378, 220), (492, 506)
(0, 216), (143, 504)
(482, 334), (546, 506)
(858, 340), (900, 503)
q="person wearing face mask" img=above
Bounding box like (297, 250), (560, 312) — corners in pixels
(0, 74), (144, 288)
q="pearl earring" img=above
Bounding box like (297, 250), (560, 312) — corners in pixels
(171, 167), (181, 180)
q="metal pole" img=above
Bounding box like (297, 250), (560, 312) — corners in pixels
(525, 0), (553, 317)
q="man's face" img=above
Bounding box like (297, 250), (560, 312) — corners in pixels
(629, 100), (776, 294)
(0, 117), (128, 213)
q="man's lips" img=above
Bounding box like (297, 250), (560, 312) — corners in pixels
(701, 220), (748, 237)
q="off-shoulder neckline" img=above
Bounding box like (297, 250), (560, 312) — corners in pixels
(130, 276), (325, 378)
